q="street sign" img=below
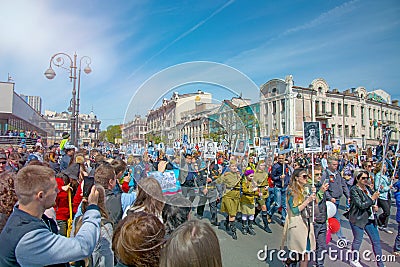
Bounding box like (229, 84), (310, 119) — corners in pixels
(294, 136), (304, 144)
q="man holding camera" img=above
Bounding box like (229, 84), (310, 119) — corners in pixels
(0, 165), (101, 267)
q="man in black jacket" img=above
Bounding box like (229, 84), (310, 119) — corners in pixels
(269, 154), (291, 225)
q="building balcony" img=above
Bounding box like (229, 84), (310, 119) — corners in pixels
(315, 111), (332, 119)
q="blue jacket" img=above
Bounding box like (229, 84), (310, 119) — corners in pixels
(374, 172), (391, 200)
(393, 181), (400, 223)
(271, 163), (290, 188)
(0, 205), (101, 267)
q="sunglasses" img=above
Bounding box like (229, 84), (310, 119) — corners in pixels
(366, 165), (372, 167)
(360, 176), (369, 180)
(0, 161), (7, 165)
(300, 174), (308, 178)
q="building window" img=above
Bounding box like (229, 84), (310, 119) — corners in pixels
(338, 125), (342, 136)
(351, 105), (355, 117)
(322, 101), (326, 113)
(331, 102), (335, 115)
(331, 124), (335, 136)
(315, 101), (320, 115)
(344, 104), (348, 117)
(272, 101), (277, 114)
(351, 126), (355, 136)
(281, 99), (285, 112)
(338, 103), (342, 115)
(369, 126), (372, 139)
(345, 125), (349, 137)
(361, 106), (365, 126)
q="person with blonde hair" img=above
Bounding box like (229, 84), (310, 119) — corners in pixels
(160, 220), (222, 267)
(283, 168), (316, 267)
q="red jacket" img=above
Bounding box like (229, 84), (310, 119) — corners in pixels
(55, 177), (70, 221)
(73, 182), (83, 214)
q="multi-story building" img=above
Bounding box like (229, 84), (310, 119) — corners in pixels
(122, 115), (147, 148)
(44, 110), (101, 146)
(146, 90), (213, 145)
(208, 97), (259, 150)
(260, 75), (400, 149)
(178, 102), (219, 145)
(0, 82), (54, 144)
(20, 95), (42, 114)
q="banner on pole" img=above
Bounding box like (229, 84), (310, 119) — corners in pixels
(203, 140), (217, 159)
(303, 122), (322, 153)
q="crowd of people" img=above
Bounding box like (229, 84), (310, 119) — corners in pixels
(0, 138), (399, 267)
(0, 129), (40, 138)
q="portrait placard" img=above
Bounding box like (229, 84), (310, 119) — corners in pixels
(303, 122), (322, 153)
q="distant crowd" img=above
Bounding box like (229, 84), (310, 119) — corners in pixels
(0, 129), (40, 138)
(0, 137), (400, 267)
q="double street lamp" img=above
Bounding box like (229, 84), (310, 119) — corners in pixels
(44, 53), (92, 147)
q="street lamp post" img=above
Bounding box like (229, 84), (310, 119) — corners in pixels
(44, 53), (91, 147)
(76, 56), (92, 147)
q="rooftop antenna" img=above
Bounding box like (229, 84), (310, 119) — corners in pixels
(7, 73), (14, 82)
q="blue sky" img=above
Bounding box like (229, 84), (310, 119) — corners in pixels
(1, 0), (399, 129)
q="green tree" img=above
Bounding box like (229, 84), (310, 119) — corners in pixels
(105, 125), (122, 143)
(98, 131), (106, 142)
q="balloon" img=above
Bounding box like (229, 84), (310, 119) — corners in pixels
(326, 201), (337, 219)
(328, 218), (341, 234)
(326, 228), (332, 244)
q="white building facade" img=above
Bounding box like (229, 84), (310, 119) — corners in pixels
(44, 110), (101, 146)
(146, 90), (213, 145)
(122, 115), (147, 148)
(260, 76), (400, 149)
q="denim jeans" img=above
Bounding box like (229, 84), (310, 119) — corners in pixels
(350, 220), (384, 267)
(269, 187), (287, 223)
(394, 223), (400, 252)
(333, 200), (345, 239)
(265, 187), (275, 211)
(313, 222), (327, 267)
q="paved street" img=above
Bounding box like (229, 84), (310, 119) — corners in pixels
(195, 196), (400, 267)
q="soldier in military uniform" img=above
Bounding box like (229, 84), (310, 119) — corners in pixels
(240, 169), (259, 235)
(196, 160), (220, 226)
(246, 156), (256, 172)
(253, 160), (272, 233)
(305, 124), (320, 148)
(217, 160), (241, 240)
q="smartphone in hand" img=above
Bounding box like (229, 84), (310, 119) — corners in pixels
(83, 176), (95, 198)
